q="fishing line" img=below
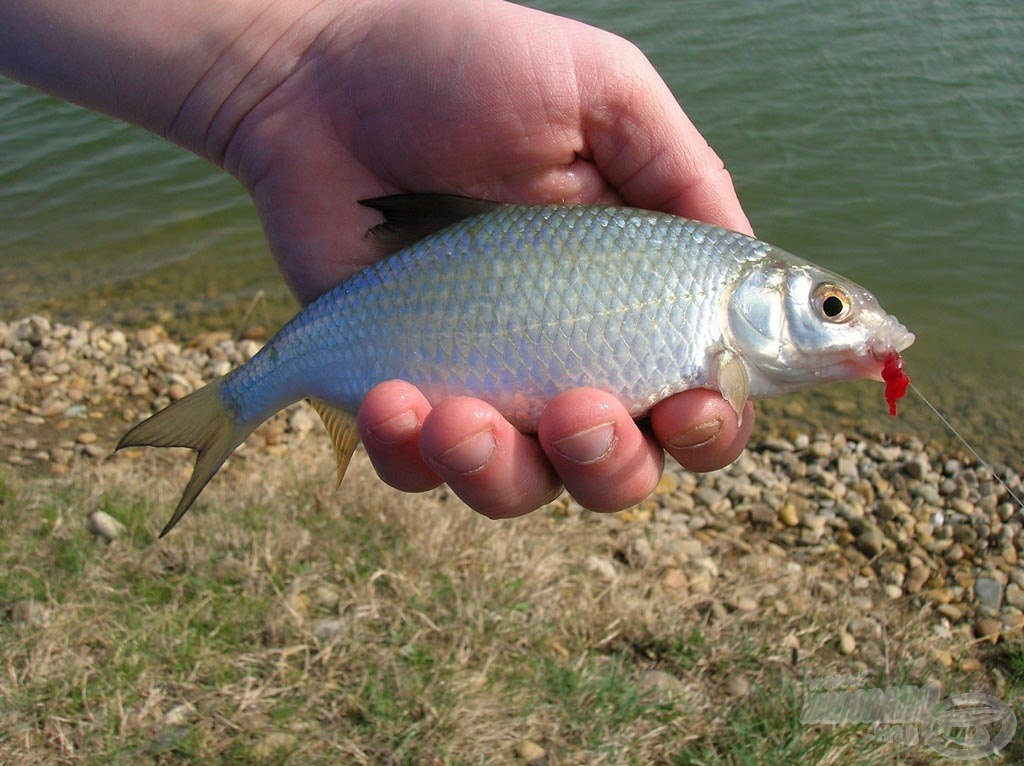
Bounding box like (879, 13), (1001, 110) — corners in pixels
(909, 382), (1023, 508)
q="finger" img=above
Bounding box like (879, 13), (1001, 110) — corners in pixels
(357, 380), (441, 492)
(418, 397), (562, 519)
(538, 388), (664, 513)
(649, 389), (754, 473)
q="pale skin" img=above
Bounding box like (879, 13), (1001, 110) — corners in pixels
(1, 0), (755, 519)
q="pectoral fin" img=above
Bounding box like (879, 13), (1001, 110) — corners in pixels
(309, 399), (361, 486)
(712, 349), (750, 426)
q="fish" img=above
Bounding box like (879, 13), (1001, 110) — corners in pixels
(117, 194), (915, 535)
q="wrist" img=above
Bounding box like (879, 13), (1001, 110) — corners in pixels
(0, 0), (377, 165)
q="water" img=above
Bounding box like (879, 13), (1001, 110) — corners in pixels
(1, 0), (1021, 462)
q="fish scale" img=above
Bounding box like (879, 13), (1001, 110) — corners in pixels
(225, 204), (750, 430)
(117, 195), (914, 535)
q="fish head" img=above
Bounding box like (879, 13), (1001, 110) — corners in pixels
(725, 257), (915, 395)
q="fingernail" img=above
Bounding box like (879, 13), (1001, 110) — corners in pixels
(367, 409), (419, 444)
(668, 418), (722, 450)
(550, 421), (616, 465)
(432, 428), (496, 475)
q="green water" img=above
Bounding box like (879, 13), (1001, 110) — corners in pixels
(1, 0), (1021, 462)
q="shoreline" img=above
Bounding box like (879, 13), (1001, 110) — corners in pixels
(2, 313), (1023, 645)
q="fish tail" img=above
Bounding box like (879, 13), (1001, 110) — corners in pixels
(117, 378), (251, 537)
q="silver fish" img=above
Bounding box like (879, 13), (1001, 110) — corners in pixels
(118, 195), (914, 534)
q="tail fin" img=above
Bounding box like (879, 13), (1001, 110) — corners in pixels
(117, 379), (251, 536)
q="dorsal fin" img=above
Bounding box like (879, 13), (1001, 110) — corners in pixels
(359, 194), (502, 250)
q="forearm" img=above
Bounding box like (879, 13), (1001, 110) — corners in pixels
(0, 0), (367, 163)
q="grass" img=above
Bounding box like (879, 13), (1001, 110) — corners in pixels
(1, 447), (1020, 764)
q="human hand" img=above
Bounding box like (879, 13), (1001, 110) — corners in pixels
(216, 0), (758, 516)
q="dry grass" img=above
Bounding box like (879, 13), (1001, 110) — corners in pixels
(1, 445), (1022, 764)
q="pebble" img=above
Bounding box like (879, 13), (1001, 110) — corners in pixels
(1005, 583), (1024, 610)
(585, 555), (618, 582)
(937, 604), (964, 621)
(162, 703), (196, 727)
(252, 732), (298, 759)
(87, 510), (126, 541)
(854, 525), (885, 558)
(974, 577), (1005, 610)
(960, 658), (983, 673)
(839, 631), (856, 655)
(727, 676), (751, 698)
(311, 619), (344, 643)
(974, 618), (1002, 644)
(627, 537), (655, 568)
(778, 503), (801, 527)
(734, 596), (758, 612)
(662, 569), (688, 590)
(515, 740), (547, 764)
(905, 565), (930, 594)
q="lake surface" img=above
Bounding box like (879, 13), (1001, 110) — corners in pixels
(1, 0), (1021, 462)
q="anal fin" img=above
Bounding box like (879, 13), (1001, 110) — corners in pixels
(309, 399), (361, 485)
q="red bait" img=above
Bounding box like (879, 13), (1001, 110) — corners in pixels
(881, 351), (910, 416)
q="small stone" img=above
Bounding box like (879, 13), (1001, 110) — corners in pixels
(905, 565), (930, 594)
(839, 631), (856, 655)
(778, 503), (800, 527)
(311, 619), (344, 643)
(937, 604), (964, 621)
(639, 669), (687, 699)
(925, 587), (954, 605)
(974, 618), (1002, 644)
(689, 572), (712, 595)
(162, 703), (195, 727)
(1005, 584), (1024, 610)
(627, 537), (655, 568)
(515, 740), (547, 764)
(884, 584), (903, 600)
(252, 732), (298, 759)
(855, 525), (885, 558)
(735, 596), (758, 612)
(727, 676), (751, 698)
(933, 650), (954, 669)
(288, 407), (318, 435)
(749, 504), (777, 525)
(836, 456), (859, 479)
(762, 437), (795, 452)
(75, 431), (98, 444)
(960, 657), (983, 673)
(87, 510), (125, 541)
(1002, 614), (1024, 635)
(903, 457), (928, 480)
(801, 514), (828, 532)
(808, 440), (832, 459)
(676, 539), (705, 559)
(975, 577), (1005, 610)
(167, 382), (189, 401)
(656, 472), (680, 495)
(585, 555), (617, 582)
(662, 569), (688, 590)
(694, 487), (725, 510)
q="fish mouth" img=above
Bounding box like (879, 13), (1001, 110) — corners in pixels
(860, 322), (915, 381)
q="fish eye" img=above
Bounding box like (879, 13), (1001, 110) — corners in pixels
(812, 283), (853, 322)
